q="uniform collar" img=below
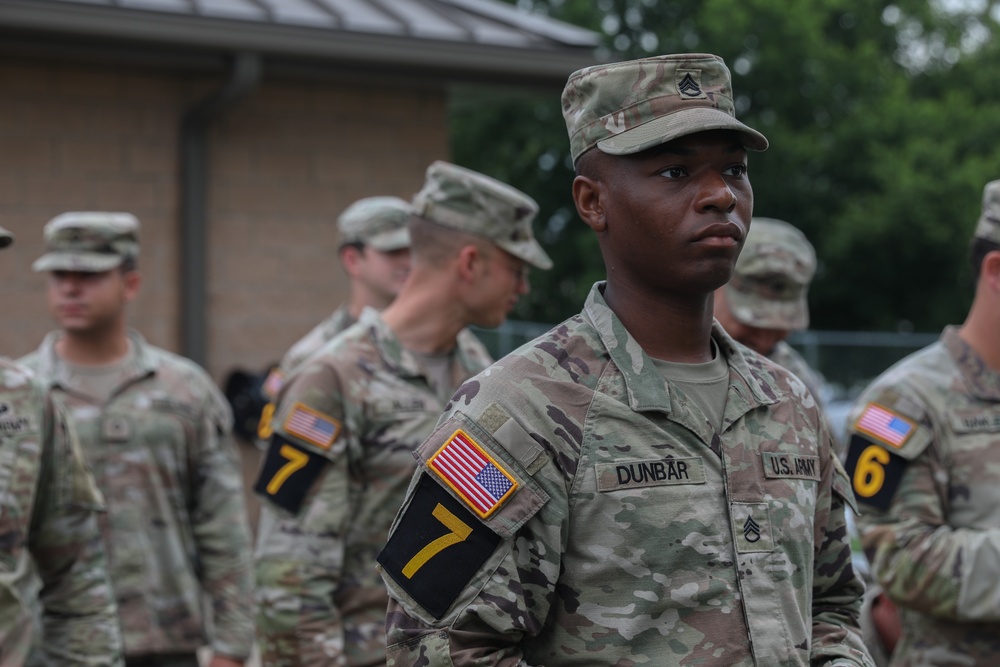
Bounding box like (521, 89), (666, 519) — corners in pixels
(321, 305), (355, 339)
(35, 329), (156, 394)
(581, 281), (779, 421)
(942, 326), (1000, 401)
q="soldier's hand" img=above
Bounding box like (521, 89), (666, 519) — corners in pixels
(207, 655), (244, 667)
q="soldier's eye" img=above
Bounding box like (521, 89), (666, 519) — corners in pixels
(659, 167), (687, 179)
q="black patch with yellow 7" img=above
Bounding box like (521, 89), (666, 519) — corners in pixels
(253, 435), (328, 514)
(378, 473), (500, 619)
(844, 434), (909, 511)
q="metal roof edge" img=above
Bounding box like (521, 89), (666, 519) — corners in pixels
(0, 0), (598, 80)
(436, 0), (599, 47)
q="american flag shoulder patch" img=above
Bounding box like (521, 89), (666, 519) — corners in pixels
(283, 402), (341, 450)
(262, 368), (284, 398)
(855, 403), (916, 449)
(428, 429), (518, 519)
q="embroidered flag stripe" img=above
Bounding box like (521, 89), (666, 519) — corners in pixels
(430, 430), (516, 517)
(857, 404), (913, 448)
(262, 370), (283, 398)
(286, 403), (339, 449)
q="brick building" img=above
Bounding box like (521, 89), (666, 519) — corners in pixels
(0, 0), (597, 382)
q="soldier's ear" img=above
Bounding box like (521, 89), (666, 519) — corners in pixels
(984, 250), (1000, 291)
(122, 269), (142, 302)
(573, 174), (606, 233)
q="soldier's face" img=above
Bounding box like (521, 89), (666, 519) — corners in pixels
(469, 248), (529, 329)
(47, 268), (138, 334)
(357, 246), (411, 306)
(582, 130), (753, 297)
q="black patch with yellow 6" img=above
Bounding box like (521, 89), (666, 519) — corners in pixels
(378, 473), (500, 619)
(253, 435), (327, 514)
(844, 434), (908, 511)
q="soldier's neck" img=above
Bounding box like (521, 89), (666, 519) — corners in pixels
(56, 326), (131, 367)
(602, 280), (716, 363)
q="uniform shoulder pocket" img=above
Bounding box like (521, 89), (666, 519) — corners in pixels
(378, 411), (549, 620)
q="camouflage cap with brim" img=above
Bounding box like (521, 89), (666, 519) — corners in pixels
(413, 161), (553, 270)
(338, 196), (413, 252)
(562, 53), (768, 163)
(975, 179), (1000, 244)
(0, 225), (12, 250)
(32, 212), (139, 273)
(724, 217), (816, 331)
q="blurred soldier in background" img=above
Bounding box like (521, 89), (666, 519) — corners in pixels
(846, 179), (1000, 667)
(0, 224), (123, 666)
(253, 161), (551, 666)
(714, 216), (827, 405)
(378, 54), (871, 667)
(21, 212), (256, 667)
(255, 197), (412, 423)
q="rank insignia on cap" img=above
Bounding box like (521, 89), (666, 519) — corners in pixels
(283, 402), (341, 450)
(261, 369), (283, 399)
(428, 429), (518, 519)
(855, 403), (916, 448)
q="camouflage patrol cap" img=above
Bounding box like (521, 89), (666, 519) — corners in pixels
(975, 179), (1000, 243)
(0, 225), (12, 250)
(562, 53), (768, 163)
(32, 212), (139, 272)
(724, 218), (816, 330)
(412, 161), (552, 270)
(338, 196), (412, 252)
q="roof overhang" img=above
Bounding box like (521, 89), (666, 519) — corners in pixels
(0, 0), (600, 86)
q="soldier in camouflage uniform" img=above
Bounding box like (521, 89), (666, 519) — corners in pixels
(845, 179), (1000, 666)
(257, 197), (412, 412)
(0, 224), (123, 666)
(253, 161), (552, 667)
(378, 54), (872, 667)
(20, 212), (256, 667)
(714, 217), (828, 406)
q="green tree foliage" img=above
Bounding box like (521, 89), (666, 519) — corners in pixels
(451, 0), (1000, 331)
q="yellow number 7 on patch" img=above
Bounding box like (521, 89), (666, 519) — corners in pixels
(402, 503), (472, 578)
(266, 444), (309, 495)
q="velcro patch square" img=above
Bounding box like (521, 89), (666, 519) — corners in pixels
(283, 402), (341, 450)
(855, 403), (915, 448)
(428, 429), (518, 519)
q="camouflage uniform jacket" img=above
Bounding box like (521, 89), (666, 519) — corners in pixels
(20, 331), (256, 661)
(378, 283), (872, 667)
(845, 327), (1000, 666)
(279, 305), (355, 376)
(0, 358), (123, 666)
(254, 308), (493, 667)
(252, 306), (356, 450)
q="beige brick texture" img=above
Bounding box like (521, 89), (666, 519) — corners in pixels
(0, 57), (450, 386)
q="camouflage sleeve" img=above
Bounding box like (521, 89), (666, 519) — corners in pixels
(29, 394), (124, 666)
(809, 432), (873, 667)
(380, 413), (559, 667)
(253, 360), (352, 665)
(856, 429), (1000, 622)
(189, 380), (256, 660)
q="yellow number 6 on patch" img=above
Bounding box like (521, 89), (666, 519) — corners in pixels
(853, 445), (889, 498)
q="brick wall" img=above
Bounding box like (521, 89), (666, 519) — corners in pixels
(0, 56), (450, 382)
